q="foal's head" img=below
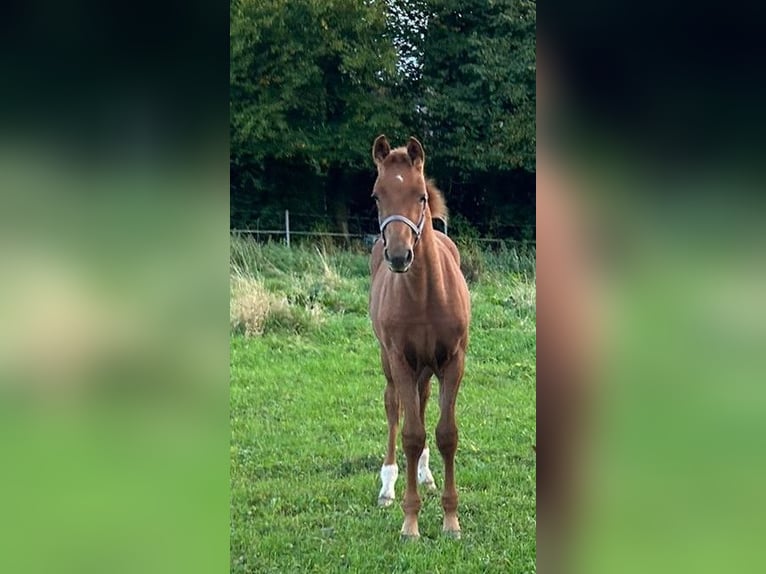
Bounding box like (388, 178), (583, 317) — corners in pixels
(371, 135), (429, 273)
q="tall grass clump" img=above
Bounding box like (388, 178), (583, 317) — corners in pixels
(230, 236), (370, 335)
(455, 238), (536, 284)
(229, 269), (280, 336)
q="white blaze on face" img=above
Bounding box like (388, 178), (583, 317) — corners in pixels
(379, 464), (398, 501)
(395, 174), (404, 183)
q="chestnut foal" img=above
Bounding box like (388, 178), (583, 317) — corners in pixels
(368, 135), (470, 540)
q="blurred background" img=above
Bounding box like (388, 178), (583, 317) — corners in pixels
(538, 1), (766, 572)
(0, 1), (229, 573)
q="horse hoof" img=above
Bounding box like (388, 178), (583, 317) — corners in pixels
(422, 480), (437, 491)
(443, 529), (462, 540)
(400, 533), (420, 542)
(378, 496), (395, 508)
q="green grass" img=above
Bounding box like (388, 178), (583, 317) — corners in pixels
(230, 238), (536, 573)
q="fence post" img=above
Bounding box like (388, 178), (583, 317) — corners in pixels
(285, 209), (290, 247)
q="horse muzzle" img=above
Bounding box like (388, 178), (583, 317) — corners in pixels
(384, 247), (413, 273)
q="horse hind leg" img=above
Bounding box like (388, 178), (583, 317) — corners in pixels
(417, 446), (436, 490)
(378, 379), (400, 507)
(416, 371), (436, 491)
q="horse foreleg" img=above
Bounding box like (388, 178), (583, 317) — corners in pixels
(398, 379), (425, 539)
(436, 350), (465, 538)
(378, 380), (400, 507)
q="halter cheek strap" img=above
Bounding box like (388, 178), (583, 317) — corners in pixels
(379, 198), (428, 245)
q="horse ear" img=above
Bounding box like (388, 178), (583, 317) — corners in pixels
(407, 137), (425, 168)
(372, 135), (391, 165)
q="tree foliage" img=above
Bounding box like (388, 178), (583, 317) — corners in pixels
(417, 0), (536, 173)
(231, 0), (404, 169)
(230, 0), (536, 238)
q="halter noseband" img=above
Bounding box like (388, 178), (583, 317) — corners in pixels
(378, 196), (428, 246)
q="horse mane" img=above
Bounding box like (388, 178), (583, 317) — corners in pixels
(426, 179), (448, 224)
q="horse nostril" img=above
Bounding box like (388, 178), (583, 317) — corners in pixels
(405, 249), (413, 263)
(384, 247), (390, 261)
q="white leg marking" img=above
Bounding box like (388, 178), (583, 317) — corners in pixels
(417, 447), (436, 490)
(378, 464), (398, 506)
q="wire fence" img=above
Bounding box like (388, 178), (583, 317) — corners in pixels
(232, 210), (535, 248)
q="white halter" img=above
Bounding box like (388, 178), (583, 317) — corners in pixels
(379, 195), (428, 245)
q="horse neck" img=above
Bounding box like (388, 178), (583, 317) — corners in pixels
(406, 212), (442, 287)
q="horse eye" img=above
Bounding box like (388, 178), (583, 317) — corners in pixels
(419, 195), (427, 203)
(372, 194), (379, 202)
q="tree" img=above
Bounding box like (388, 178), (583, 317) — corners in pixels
(230, 0), (406, 228)
(230, 0), (537, 240)
(416, 0), (536, 174)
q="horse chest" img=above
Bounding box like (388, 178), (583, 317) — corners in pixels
(373, 298), (467, 366)
(373, 292), (461, 331)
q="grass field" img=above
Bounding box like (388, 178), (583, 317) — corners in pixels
(230, 237), (536, 573)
